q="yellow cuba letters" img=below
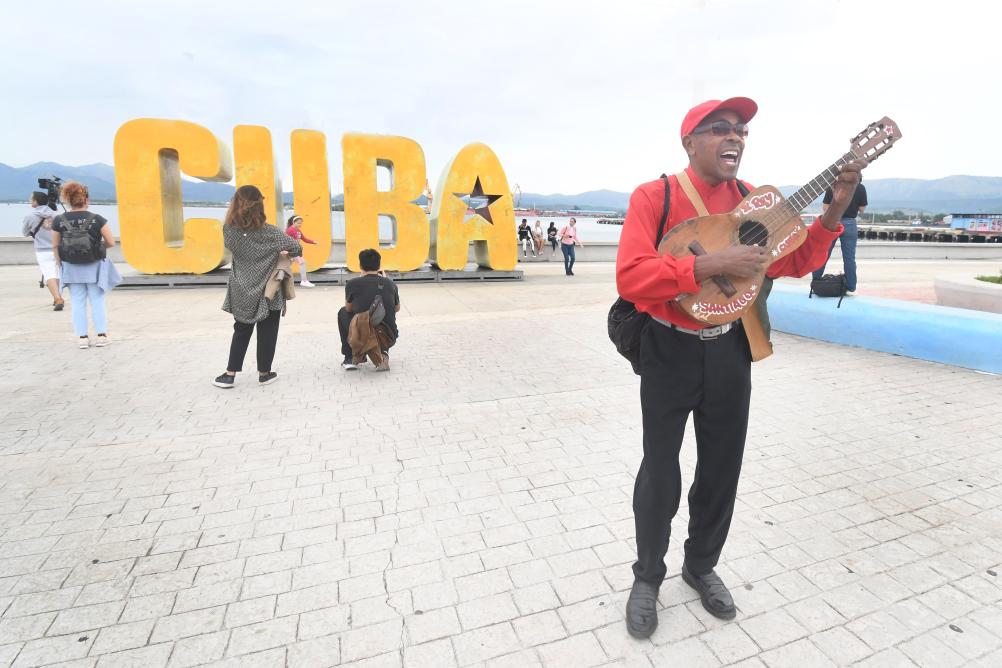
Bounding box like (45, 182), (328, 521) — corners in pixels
(290, 130), (332, 272)
(113, 119), (517, 274)
(114, 119), (233, 274)
(233, 125), (284, 228)
(430, 143), (516, 271)
(342, 134), (429, 272)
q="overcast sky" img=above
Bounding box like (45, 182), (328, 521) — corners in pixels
(1, 0), (995, 195)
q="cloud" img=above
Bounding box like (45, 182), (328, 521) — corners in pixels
(1, 0), (996, 194)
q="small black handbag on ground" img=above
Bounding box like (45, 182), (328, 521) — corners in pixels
(809, 273), (848, 307)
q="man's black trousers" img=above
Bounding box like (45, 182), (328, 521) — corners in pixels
(632, 319), (752, 586)
(337, 307), (353, 357)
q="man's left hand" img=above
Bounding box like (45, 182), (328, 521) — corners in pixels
(820, 160), (865, 231)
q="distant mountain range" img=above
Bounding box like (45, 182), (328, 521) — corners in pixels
(3, 162), (1001, 215)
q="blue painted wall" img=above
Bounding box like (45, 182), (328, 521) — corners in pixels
(768, 283), (1002, 374)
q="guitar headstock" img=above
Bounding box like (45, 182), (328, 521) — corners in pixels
(848, 117), (902, 164)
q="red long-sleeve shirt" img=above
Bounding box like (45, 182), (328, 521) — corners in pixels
(285, 225), (316, 244)
(615, 167), (843, 329)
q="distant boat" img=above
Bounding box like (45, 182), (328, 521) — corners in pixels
(597, 218), (624, 225)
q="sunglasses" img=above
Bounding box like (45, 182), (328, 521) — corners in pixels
(691, 120), (749, 138)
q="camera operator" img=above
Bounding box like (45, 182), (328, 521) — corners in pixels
(22, 191), (64, 310)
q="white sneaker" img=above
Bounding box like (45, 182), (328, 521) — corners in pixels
(95, 334), (110, 347)
(300, 280), (315, 288)
(78, 336), (90, 349)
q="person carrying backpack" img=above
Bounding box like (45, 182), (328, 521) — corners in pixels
(338, 248), (400, 371)
(51, 181), (119, 349)
(22, 191), (63, 310)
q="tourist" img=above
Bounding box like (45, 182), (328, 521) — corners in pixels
(547, 221), (558, 256)
(51, 181), (120, 348)
(615, 97), (862, 638)
(813, 174), (867, 292)
(22, 191), (62, 310)
(559, 217), (582, 275)
(285, 214), (317, 287)
(532, 219), (545, 254)
(338, 248), (400, 371)
(422, 179), (434, 213)
(517, 219), (536, 258)
(213, 185), (302, 388)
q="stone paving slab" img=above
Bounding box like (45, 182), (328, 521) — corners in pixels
(1, 263), (1001, 667)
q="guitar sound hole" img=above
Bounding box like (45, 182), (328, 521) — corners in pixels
(739, 219), (768, 247)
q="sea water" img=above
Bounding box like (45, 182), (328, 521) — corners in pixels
(0, 202), (624, 242)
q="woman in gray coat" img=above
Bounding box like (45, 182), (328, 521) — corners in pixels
(214, 185), (302, 388)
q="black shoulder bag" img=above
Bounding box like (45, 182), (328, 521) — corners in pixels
(607, 175), (671, 375)
(809, 273), (848, 307)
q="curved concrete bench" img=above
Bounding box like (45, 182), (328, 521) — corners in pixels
(768, 282), (1002, 374)
(934, 274), (1002, 315)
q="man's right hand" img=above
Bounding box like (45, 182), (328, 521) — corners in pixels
(694, 244), (768, 281)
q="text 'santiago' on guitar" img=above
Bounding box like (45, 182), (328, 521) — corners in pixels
(658, 117), (903, 325)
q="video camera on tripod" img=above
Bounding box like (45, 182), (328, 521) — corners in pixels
(38, 176), (64, 211)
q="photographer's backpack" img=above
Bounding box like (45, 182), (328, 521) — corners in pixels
(59, 213), (104, 264)
(809, 273), (848, 307)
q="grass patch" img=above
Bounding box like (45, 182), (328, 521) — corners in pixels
(976, 272), (1002, 284)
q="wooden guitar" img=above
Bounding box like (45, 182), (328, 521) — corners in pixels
(659, 116), (903, 326)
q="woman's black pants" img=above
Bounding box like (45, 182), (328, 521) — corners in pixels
(227, 309), (281, 373)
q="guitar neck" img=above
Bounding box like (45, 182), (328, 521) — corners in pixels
(784, 151), (857, 214)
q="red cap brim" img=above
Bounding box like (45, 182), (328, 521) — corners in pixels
(681, 97), (758, 138)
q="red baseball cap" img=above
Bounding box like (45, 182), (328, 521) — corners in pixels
(680, 97), (758, 138)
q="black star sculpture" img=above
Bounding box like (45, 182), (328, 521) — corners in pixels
(452, 176), (503, 224)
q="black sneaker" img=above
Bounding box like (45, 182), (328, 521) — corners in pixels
(341, 356), (359, 371)
(258, 371), (278, 385)
(213, 373), (234, 388)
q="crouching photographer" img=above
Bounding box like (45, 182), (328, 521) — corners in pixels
(22, 190), (64, 310)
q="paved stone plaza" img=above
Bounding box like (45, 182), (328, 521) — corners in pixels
(2, 261), (1001, 667)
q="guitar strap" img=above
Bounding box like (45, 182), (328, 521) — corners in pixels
(673, 171), (774, 362)
(674, 170), (710, 217)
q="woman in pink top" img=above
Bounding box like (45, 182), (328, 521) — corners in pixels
(285, 215), (317, 287)
(559, 217), (583, 276)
